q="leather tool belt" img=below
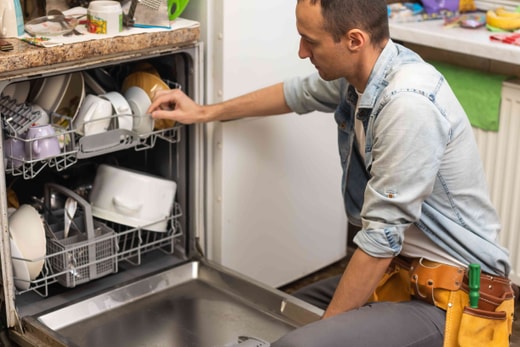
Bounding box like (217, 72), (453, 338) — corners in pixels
(368, 256), (515, 347)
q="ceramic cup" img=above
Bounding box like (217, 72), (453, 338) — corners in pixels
(3, 137), (25, 168)
(73, 94), (113, 136)
(30, 104), (50, 126)
(100, 91), (133, 131)
(24, 124), (61, 160)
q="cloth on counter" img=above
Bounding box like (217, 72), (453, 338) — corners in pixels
(20, 7), (199, 48)
(431, 61), (508, 132)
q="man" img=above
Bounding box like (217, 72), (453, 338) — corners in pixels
(148, 0), (514, 346)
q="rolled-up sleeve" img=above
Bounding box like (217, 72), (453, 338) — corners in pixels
(283, 73), (344, 114)
(353, 91), (451, 258)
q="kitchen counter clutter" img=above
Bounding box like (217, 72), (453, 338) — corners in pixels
(0, 15), (200, 78)
(389, 17), (520, 65)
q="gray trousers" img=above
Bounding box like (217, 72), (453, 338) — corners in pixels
(272, 275), (446, 347)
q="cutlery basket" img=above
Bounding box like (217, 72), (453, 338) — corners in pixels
(44, 183), (117, 288)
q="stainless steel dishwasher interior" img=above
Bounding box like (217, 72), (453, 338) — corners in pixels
(32, 260), (322, 347)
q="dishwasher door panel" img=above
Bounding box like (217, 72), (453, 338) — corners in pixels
(20, 260), (321, 347)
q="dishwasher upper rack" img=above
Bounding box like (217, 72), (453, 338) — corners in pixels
(1, 95), (182, 179)
(1, 96), (78, 179)
(11, 202), (183, 297)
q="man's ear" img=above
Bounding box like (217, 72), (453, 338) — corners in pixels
(346, 29), (366, 52)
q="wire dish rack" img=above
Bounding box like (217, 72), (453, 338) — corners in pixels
(12, 184), (183, 297)
(1, 94), (182, 180)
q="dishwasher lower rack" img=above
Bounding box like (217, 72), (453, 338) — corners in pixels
(12, 203), (183, 297)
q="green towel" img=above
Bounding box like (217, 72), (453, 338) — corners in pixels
(430, 61), (508, 132)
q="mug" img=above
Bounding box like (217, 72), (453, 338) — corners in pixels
(25, 124), (61, 160)
(100, 91), (133, 131)
(73, 94), (113, 136)
(30, 104), (50, 126)
(3, 137), (25, 168)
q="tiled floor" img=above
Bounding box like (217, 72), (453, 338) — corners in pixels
(279, 248), (520, 346)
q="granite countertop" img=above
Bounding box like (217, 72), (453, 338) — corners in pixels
(0, 21), (200, 80)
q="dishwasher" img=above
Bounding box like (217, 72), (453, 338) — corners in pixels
(0, 29), (321, 346)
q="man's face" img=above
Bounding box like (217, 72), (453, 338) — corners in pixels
(296, 1), (350, 81)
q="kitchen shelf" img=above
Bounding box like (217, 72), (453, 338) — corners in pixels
(389, 18), (520, 65)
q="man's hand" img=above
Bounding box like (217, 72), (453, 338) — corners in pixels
(147, 89), (207, 124)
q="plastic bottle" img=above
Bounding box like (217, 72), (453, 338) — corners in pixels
(0, 0), (25, 37)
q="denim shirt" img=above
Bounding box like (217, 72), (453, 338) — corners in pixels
(283, 40), (510, 276)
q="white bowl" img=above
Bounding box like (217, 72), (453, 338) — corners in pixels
(100, 91), (133, 131)
(89, 164), (177, 232)
(8, 204), (46, 280)
(124, 86), (154, 136)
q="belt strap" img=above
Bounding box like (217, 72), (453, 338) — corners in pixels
(389, 256), (513, 310)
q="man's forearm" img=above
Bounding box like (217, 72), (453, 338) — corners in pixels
(323, 248), (393, 319)
(204, 83), (292, 122)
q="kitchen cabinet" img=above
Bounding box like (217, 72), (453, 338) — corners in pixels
(0, 22), (321, 347)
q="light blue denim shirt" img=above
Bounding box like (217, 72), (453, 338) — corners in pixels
(283, 40), (510, 276)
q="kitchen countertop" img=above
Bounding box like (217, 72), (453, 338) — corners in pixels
(0, 19), (200, 81)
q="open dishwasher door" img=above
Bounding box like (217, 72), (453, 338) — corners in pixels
(22, 259), (321, 347)
(0, 29), (322, 347)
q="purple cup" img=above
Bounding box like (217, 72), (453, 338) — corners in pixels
(25, 124), (61, 160)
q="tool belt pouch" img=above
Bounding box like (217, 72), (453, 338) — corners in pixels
(371, 258), (514, 347)
(442, 273), (515, 347)
(368, 257), (411, 303)
(409, 259), (464, 306)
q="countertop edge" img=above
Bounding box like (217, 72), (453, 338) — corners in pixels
(0, 27), (200, 80)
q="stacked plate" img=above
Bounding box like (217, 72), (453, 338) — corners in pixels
(30, 72), (85, 128)
(121, 71), (174, 131)
(9, 204), (46, 290)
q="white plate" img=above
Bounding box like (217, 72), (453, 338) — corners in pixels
(2, 81), (30, 104)
(124, 86), (154, 136)
(8, 205), (46, 280)
(32, 74), (72, 113)
(10, 238), (31, 291)
(100, 91), (133, 131)
(55, 72), (85, 122)
(24, 15), (79, 37)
